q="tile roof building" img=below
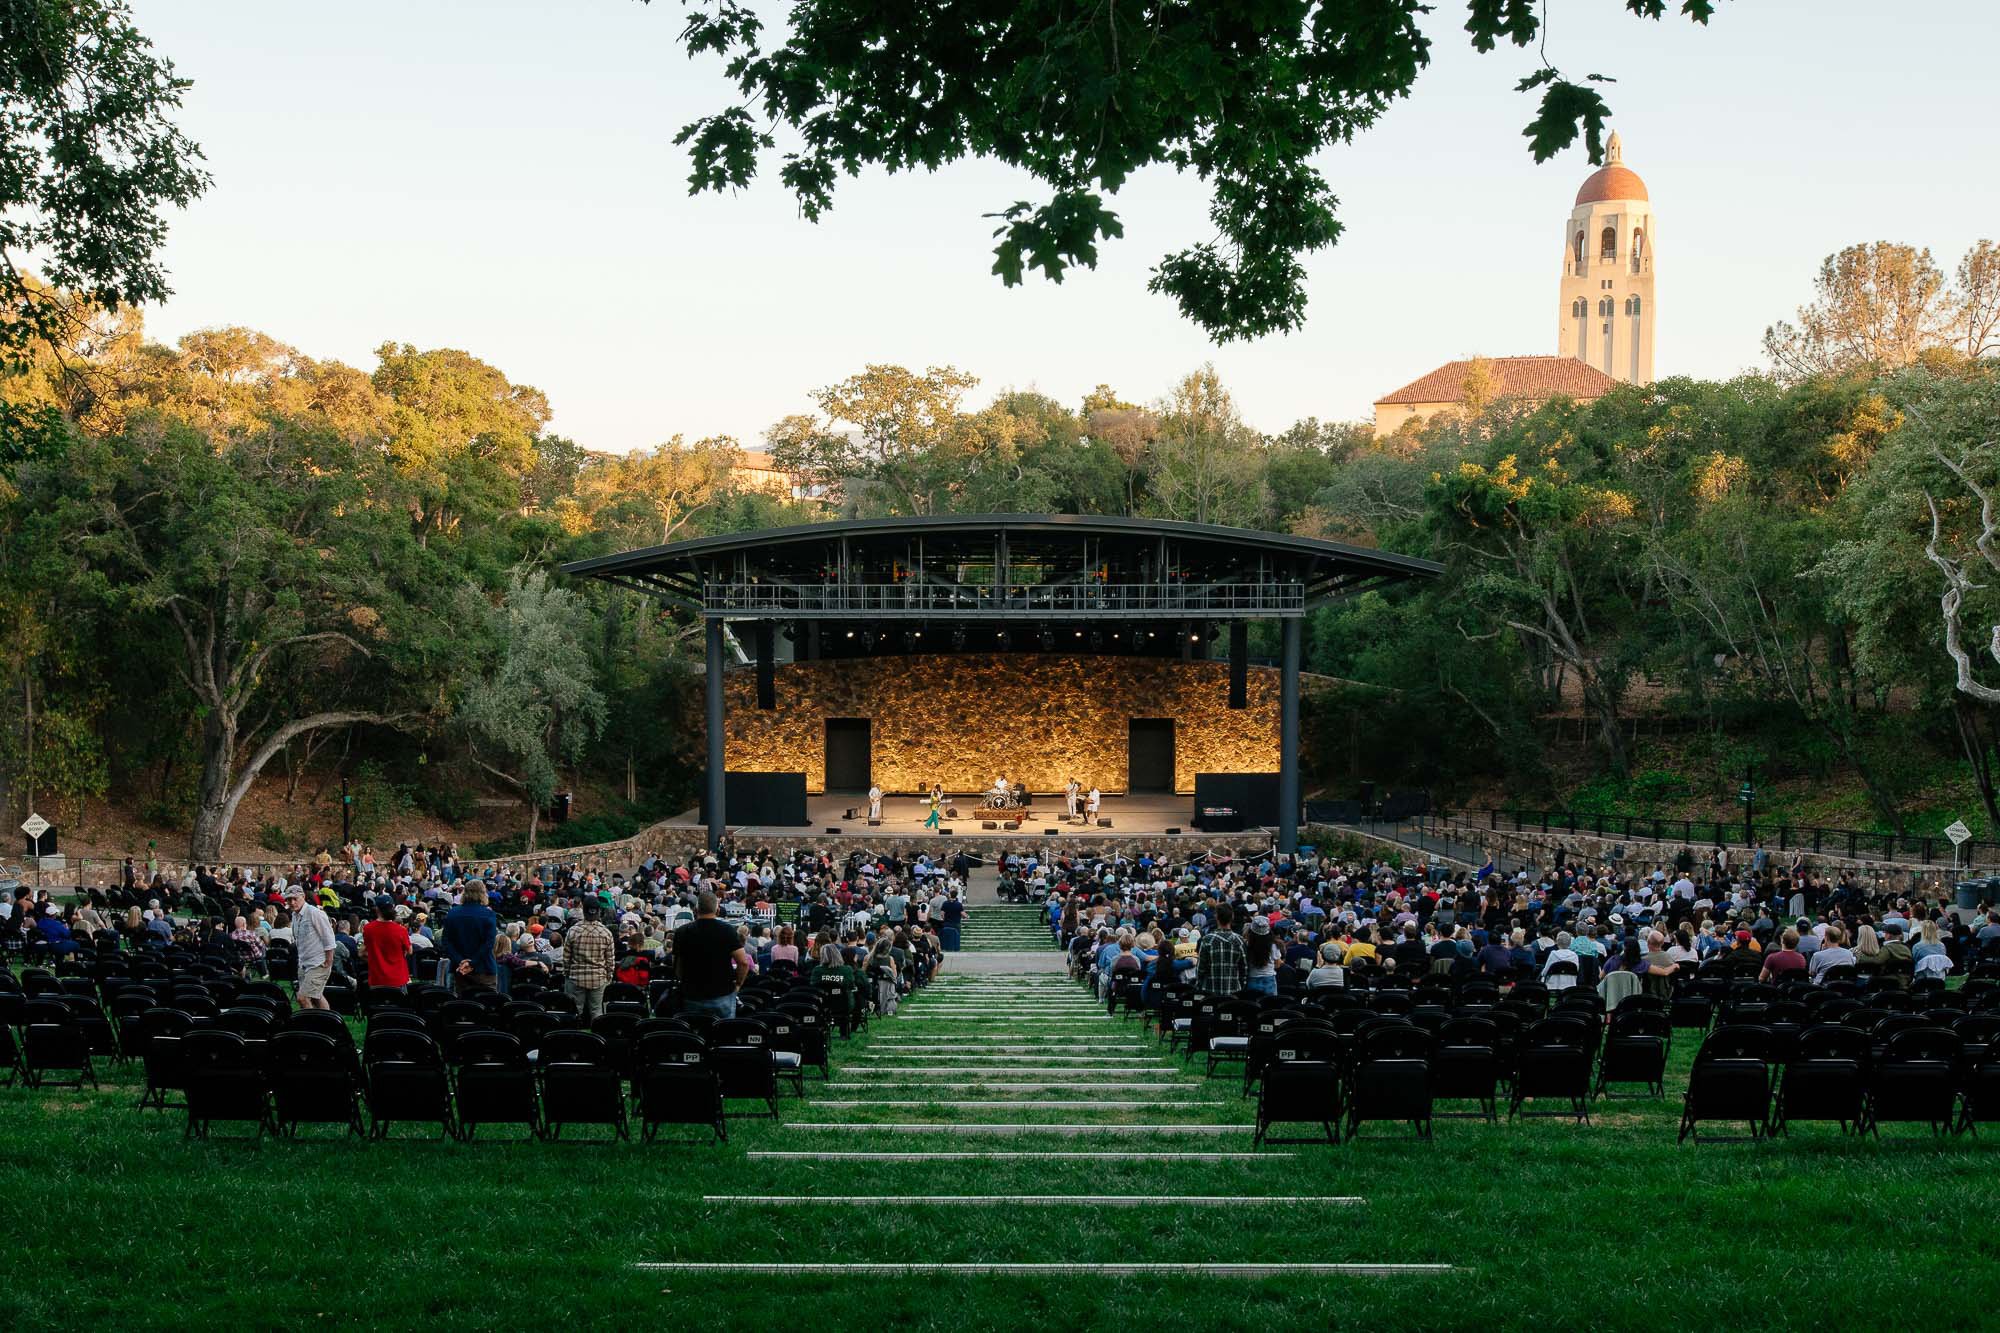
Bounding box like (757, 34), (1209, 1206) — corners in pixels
(1373, 132), (1656, 436)
(1372, 357), (1622, 436)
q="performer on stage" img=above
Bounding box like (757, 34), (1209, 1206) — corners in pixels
(1064, 777), (1081, 822)
(1085, 785), (1101, 826)
(867, 784), (883, 821)
(923, 783), (943, 829)
(990, 774), (1010, 807)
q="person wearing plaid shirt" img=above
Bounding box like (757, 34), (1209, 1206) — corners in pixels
(1196, 904), (1247, 996)
(562, 904), (617, 1021)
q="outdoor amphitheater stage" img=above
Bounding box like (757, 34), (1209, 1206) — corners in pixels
(565, 513), (1440, 855)
(663, 792), (1273, 845)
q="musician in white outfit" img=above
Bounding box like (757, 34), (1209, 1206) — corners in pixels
(1085, 786), (1101, 826)
(1065, 778), (1081, 821)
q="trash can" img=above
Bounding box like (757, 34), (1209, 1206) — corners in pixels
(1957, 877), (1999, 912)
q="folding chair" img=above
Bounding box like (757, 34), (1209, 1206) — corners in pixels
(537, 1030), (629, 1141)
(1255, 1028), (1342, 1146)
(1772, 1024), (1867, 1136)
(270, 1029), (366, 1137)
(364, 1028), (456, 1140)
(1677, 1025), (1775, 1143)
(183, 1028), (274, 1140)
(635, 1031), (727, 1144)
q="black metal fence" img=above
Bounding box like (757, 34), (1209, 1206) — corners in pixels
(1475, 807), (1998, 870)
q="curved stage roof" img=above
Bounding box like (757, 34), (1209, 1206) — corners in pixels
(563, 513), (1440, 620)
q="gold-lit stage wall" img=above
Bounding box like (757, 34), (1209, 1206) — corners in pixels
(722, 654), (1280, 795)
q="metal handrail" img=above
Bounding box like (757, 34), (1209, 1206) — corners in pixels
(701, 580), (1306, 619)
(1470, 807), (1997, 871)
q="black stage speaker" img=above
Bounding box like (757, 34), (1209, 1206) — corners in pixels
(1193, 773), (1279, 829)
(700, 771), (808, 826)
(844, 807), (857, 819)
(938, 828), (953, 836)
(1166, 826), (1182, 835)
(868, 819), (882, 827)
(982, 821), (998, 830)
(825, 826), (841, 834)
(1044, 828), (1058, 836)
(1097, 819), (1112, 828)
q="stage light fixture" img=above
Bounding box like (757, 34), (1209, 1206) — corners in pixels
(845, 629), (855, 639)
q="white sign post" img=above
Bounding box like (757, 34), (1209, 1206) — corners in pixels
(1945, 819), (1972, 874)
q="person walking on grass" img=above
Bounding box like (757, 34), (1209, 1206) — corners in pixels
(287, 886), (337, 1011)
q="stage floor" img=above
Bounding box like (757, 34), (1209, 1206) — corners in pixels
(664, 792), (1266, 842)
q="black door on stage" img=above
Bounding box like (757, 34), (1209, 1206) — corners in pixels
(1127, 718), (1175, 793)
(825, 718), (871, 791)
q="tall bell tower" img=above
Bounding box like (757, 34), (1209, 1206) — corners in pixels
(1557, 132), (1655, 384)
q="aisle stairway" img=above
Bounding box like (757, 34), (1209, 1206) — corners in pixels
(958, 903), (1052, 952)
(642, 969), (1453, 1282)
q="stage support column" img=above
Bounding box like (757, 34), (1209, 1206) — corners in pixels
(1279, 616), (1301, 854)
(706, 616), (726, 851)
(1228, 622), (1248, 709)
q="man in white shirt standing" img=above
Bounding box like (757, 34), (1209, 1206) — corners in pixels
(1065, 778), (1081, 822)
(867, 784), (883, 821)
(1085, 786), (1101, 826)
(287, 886), (337, 1011)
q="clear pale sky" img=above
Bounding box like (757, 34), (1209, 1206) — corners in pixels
(127, 0), (1999, 452)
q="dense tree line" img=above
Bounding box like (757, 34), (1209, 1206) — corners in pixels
(4, 239), (1997, 858)
(0, 304), (811, 859)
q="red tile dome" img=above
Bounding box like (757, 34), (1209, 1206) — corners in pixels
(1574, 132), (1647, 205)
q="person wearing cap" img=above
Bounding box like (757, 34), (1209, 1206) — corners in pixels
(562, 903), (617, 1020)
(287, 885), (337, 1010)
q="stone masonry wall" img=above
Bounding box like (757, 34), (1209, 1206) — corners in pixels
(721, 654), (1280, 795)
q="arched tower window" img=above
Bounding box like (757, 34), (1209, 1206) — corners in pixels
(1625, 295), (1642, 317)
(1600, 225), (1617, 260)
(1574, 232), (1585, 264)
(1598, 297), (1614, 317)
(1572, 298), (1587, 318)
(1630, 230), (1646, 274)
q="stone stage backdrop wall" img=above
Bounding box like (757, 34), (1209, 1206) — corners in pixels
(722, 654), (1280, 795)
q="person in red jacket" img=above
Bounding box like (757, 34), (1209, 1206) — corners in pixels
(361, 899), (411, 989)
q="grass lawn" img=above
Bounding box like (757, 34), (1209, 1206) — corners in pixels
(3, 977), (1997, 1332)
